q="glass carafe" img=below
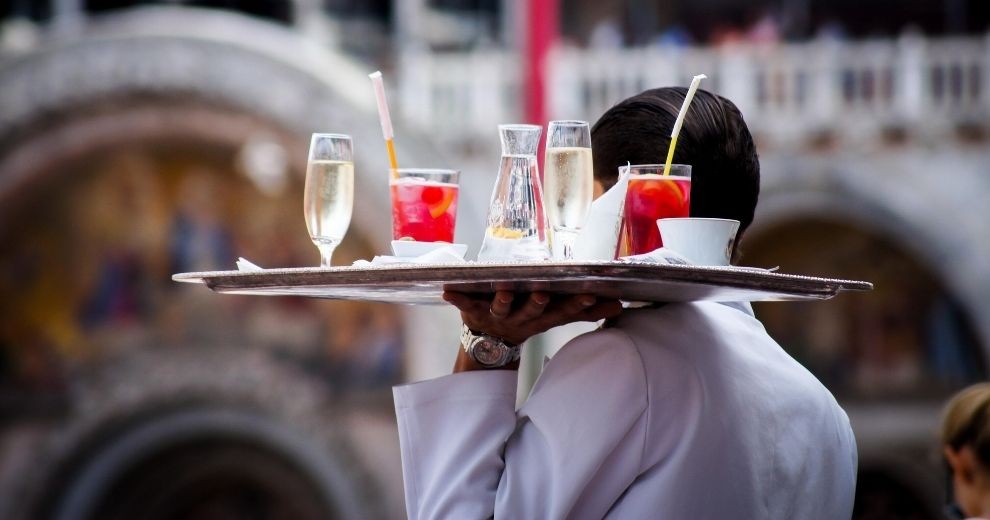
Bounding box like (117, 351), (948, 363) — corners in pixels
(477, 124), (550, 262)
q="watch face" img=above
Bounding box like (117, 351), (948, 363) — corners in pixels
(473, 338), (506, 366)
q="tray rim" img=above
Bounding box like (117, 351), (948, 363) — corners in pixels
(172, 261), (873, 301)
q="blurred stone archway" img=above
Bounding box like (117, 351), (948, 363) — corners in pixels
(0, 6), (469, 518)
(752, 151), (990, 362)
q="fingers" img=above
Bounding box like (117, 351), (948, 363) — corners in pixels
(441, 291), (465, 307)
(442, 291), (484, 313)
(514, 292), (550, 321)
(444, 292), (618, 321)
(489, 291), (514, 318)
(537, 295), (622, 325)
(559, 294), (597, 316)
(441, 290), (624, 345)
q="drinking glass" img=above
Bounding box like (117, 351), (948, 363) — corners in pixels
(303, 133), (354, 267)
(390, 168), (460, 242)
(622, 164), (691, 255)
(544, 120), (593, 260)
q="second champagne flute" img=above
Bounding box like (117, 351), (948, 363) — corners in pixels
(303, 133), (354, 267)
(545, 120), (593, 260)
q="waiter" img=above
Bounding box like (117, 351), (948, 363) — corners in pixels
(393, 88), (857, 519)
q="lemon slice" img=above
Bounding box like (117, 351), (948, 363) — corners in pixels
(489, 227), (524, 239)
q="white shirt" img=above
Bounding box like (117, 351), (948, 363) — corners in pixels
(393, 302), (857, 519)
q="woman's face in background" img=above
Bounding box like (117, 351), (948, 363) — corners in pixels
(945, 445), (989, 518)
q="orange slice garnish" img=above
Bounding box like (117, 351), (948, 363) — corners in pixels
(428, 188), (456, 218)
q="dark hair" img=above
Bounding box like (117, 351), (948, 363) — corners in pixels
(590, 87), (760, 240)
(942, 383), (990, 472)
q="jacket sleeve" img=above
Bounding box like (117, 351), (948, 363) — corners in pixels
(394, 369), (518, 519)
(393, 328), (648, 520)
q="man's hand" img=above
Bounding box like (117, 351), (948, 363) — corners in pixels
(443, 290), (623, 347)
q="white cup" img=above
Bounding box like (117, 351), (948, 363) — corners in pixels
(656, 218), (740, 266)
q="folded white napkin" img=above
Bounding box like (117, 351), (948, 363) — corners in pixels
(352, 245), (468, 267)
(620, 249), (778, 272)
(572, 166), (631, 261)
(620, 247), (694, 266)
(236, 257), (264, 272)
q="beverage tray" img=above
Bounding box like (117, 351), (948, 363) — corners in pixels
(172, 262), (873, 305)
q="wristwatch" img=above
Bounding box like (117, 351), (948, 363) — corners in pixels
(460, 324), (521, 368)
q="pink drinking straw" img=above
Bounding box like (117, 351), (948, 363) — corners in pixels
(368, 71), (399, 177)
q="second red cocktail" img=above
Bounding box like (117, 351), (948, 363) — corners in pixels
(622, 164), (692, 255)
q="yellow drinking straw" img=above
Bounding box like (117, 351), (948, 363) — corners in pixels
(663, 74), (707, 176)
(369, 71), (399, 178)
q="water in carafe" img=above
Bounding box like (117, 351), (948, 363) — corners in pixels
(477, 124), (550, 261)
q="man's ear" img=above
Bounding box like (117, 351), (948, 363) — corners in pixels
(946, 445), (977, 485)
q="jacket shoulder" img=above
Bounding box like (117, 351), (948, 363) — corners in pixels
(521, 327), (648, 427)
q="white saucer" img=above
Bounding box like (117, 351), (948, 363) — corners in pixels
(390, 240), (468, 258)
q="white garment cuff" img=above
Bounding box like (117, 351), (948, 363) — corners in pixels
(393, 370), (518, 409)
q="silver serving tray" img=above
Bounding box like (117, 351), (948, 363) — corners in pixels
(172, 262), (873, 305)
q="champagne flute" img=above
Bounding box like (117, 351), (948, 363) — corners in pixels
(304, 133), (354, 267)
(544, 120), (593, 260)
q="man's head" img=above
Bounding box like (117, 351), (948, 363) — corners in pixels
(590, 87), (760, 243)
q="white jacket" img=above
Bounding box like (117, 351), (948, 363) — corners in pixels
(393, 302), (857, 519)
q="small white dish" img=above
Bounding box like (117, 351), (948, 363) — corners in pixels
(391, 240), (468, 259)
(657, 218), (740, 266)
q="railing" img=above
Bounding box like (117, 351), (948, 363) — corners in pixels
(397, 34), (990, 147)
(397, 47), (523, 146)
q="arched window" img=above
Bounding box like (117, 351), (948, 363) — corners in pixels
(0, 115), (403, 410)
(745, 219), (986, 402)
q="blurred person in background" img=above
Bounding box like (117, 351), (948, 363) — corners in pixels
(169, 167), (234, 274)
(943, 383), (990, 520)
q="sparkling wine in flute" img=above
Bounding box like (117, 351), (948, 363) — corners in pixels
(545, 120), (592, 259)
(544, 146), (594, 233)
(304, 159), (354, 265)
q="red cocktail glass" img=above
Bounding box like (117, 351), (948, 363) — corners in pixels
(622, 164), (692, 255)
(390, 168), (460, 243)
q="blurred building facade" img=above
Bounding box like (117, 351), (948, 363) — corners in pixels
(0, 3), (450, 518)
(0, 0), (988, 519)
